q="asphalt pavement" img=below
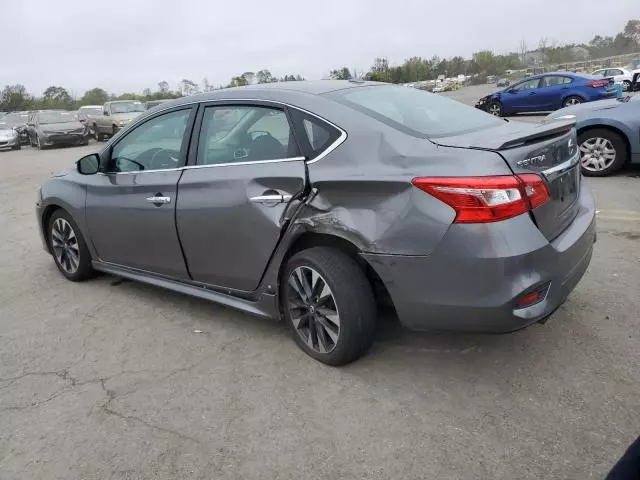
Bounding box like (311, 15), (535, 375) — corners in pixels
(1, 105), (639, 479)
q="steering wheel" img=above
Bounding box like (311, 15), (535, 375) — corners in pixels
(249, 130), (270, 141)
(113, 156), (145, 172)
(149, 148), (180, 170)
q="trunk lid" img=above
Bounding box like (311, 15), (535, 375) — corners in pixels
(431, 119), (581, 241)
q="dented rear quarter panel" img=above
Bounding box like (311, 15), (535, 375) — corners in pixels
(300, 115), (513, 256)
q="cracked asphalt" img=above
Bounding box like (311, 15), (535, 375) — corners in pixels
(1, 137), (639, 479)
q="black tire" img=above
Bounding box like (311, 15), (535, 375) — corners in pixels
(12, 145), (20, 150)
(487, 101), (503, 117)
(112, 125), (118, 138)
(47, 209), (96, 282)
(578, 128), (628, 177)
(622, 80), (631, 92)
(562, 95), (583, 108)
(36, 135), (45, 150)
(94, 125), (101, 142)
(281, 247), (377, 366)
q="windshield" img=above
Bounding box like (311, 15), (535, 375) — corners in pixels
(79, 107), (102, 115)
(110, 102), (145, 114)
(4, 113), (28, 125)
(329, 85), (503, 137)
(38, 111), (78, 124)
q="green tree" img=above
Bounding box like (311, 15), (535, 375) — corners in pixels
(80, 88), (109, 106)
(623, 19), (640, 44)
(0, 84), (33, 111)
(42, 86), (74, 109)
(179, 79), (199, 96)
(158, 81), (170, 93)
(256, 70), (276, 83)
(329, 67), (352, 80)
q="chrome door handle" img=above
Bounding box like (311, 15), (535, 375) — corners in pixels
(146, 196), (171, 204)
(249, 193), (293, 206)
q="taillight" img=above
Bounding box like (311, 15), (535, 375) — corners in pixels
(585, 80), (609, 88)
(412, 175), (549, 224)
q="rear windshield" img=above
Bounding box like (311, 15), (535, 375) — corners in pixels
(328, 85), (503, 137)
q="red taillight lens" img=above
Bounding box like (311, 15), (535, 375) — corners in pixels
(585, 80), (609, 88)
(412, 175), (549, 224)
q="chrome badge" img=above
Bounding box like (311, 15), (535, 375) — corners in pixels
(517, 154), (546, 168)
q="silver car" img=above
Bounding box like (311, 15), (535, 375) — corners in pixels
(0, 121), (21, 150)
(36, 81), (596, 365)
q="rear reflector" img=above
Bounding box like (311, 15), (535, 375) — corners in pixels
(515, 283), (550, 308)
(585, 80), (609, 88)
(412, 175), (549, 223)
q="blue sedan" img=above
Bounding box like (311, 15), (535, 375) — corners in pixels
(476, 72), (616, 117)
(546, 95), (640, 176)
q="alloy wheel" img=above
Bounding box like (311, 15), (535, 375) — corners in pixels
(580, 137), (616, 172)
(286, 266), (340, 354)
(565, 97), (582, 106)
(488, 103), (501, 116)
(51, 218), (80, 274)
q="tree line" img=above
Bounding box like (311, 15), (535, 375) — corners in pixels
(1, 20), (638, 113)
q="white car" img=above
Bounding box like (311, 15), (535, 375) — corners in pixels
(591, 67), (636, 91)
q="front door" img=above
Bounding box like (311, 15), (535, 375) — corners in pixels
(506, 77), (542, 112)
(85, 107), (195, 278)
(177, 103), (307, 291)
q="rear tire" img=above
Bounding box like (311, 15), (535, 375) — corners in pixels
(563, 96), (583, 108)
(281, 247), (377, 366)
(47, 210), (96, 282)
(622, 80), (631, 92)
(488, 101), (503, 117)
(578, 128), (628, 177)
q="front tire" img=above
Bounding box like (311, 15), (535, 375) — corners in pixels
(578, 128), (628, 177)
(94, 125), (101, 142)
(12, 145), (20, 150)
(48, 210), (96, 281)
(281, 247), (377, 366)
(563, 96), (583, 108)
(488, 101), (503, 116)
(623, 80), (631, 92)
(36, 135), (45, 150)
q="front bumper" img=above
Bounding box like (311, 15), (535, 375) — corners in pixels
(0, 136), (20, 148)
(363, 184), (596, 333)
(41, 133), (87, 146)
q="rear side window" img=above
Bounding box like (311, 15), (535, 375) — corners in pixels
(289, 110), (341, 159)
(541, 76), (572, 87)
(328, 85), (503, 138)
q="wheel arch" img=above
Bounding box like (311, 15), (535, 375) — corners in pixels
(41, 204), (63, 253)
(577, 124), (631, 163)
(278, 231), (394, 313)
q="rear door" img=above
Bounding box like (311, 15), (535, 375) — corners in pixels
(176, 102), (306, 291)
(537, 75), (572, 110)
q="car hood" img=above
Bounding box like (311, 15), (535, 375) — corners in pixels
(0, 127), (15, 135)
(40, 121), (84, 131)
(430, 118), (575, 150)
(111, 112), (143, 122)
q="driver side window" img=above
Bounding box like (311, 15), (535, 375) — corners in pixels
(110, 109), (190, 172)
(513, 78), (541, 91)
(197, 105), (299, 166)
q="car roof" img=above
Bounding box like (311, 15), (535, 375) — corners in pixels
(78, 105), (103, 109)
(165, 80), (380, 107)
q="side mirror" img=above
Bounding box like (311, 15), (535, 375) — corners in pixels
(103, 110), (109, 116)
(77, 154), (100, 175)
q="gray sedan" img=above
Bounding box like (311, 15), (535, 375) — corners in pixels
(36, 81), (596, 365)
(0, 121), (21, 150)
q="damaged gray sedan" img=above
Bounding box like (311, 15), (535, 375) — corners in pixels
(36, 81), (596, 365)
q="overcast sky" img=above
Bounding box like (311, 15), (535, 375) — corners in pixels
(3, 0), (638, 96)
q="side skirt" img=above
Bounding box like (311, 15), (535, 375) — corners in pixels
(92, 261), (279, 320)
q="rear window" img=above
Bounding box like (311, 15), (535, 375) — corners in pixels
(328, 85), (503, 137)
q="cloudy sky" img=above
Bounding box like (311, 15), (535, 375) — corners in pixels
(3, 0), (637, 96)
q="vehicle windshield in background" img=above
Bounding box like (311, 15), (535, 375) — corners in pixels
(4, 113), (28, 125)
(111, 102), (145, 114)
(79, 107), (102, 115)
(329, 85), (504, 137)
(39, 112), (78, 124)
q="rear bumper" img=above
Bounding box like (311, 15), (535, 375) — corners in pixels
(363, 184), (596, 333)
